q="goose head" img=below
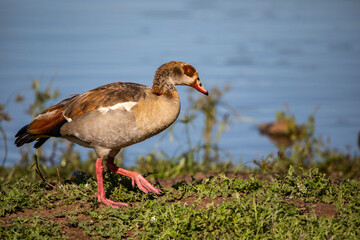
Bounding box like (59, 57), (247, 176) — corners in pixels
(152, 61), (208, 96)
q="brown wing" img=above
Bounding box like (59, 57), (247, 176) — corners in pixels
(14, 96), (76, 148)
(15, 82), (150, 148)
(63, 82), (149, 119)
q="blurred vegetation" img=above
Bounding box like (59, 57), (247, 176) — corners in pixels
(0, 104), (12, 167)
(255, 108), (360, 179)
(0, 80), (359, 183)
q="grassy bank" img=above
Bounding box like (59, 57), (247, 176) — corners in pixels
(1, 167), (359, 239)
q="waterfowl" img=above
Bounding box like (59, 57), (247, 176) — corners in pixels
(14, 61), (208, 208)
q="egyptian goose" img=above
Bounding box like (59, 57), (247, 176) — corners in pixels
(14, 61), (208, 208)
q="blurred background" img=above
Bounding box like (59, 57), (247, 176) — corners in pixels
(0, 0), (359, 169)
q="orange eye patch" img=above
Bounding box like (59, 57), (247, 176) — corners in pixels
(182, 65), (196, 77)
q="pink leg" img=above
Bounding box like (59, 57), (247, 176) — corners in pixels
(95, 158), (129, 208)
(106, 157), (161, 195)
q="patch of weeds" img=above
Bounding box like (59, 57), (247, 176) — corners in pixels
(57, 170), (97, 205)
(56, 183), (93, 206)
(79, 206), (140, 238)
(231, 175), (262, 194)
(0, 171), (98, 216)
(0, 179), (54, 216)
(171, 175), (233, 199)
(339, 203), (360, 237)
(270, 167), (337, 203)
(336, 179), (360, 203)
(0, 216), (66, 239)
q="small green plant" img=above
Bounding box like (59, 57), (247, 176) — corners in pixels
(16, 79), (61, 167)
(0, 216), (66, 239)
(0, 104), (11, 167)
(187, 86), (234, 167)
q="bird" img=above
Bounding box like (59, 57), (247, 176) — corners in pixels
(14, 61), (208, 208)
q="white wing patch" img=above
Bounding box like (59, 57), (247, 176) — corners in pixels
(34, 111), (54, 120)
(98, 102), (137, 114)
(64, 115), (73, 122)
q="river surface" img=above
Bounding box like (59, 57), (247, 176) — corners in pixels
(1, 0), (360, 167)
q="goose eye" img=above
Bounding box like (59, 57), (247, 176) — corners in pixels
(182, 65), (196, 77)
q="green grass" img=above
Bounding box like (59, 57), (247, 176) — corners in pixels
(0, 216), (65, 240)
(1, 167), (359, 239)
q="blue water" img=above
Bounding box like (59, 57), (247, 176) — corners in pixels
(1, 0), (360, 167)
